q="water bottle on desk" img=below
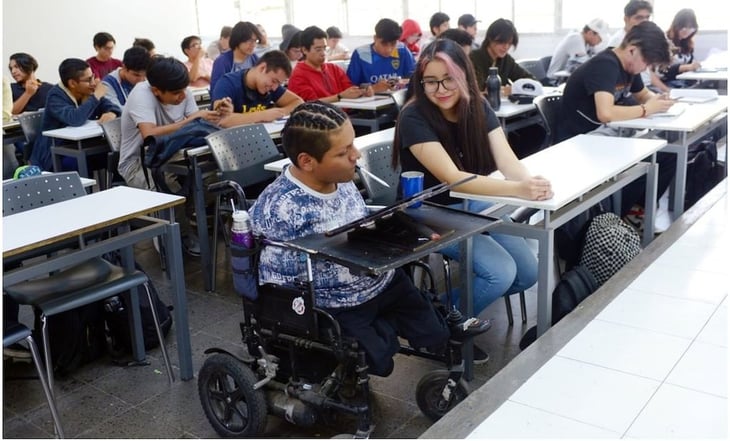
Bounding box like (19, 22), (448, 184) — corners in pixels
(231, 210), (254, 249)
(486, 67), (501, 111)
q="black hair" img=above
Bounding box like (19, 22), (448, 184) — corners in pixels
(483, 18), (519, 48)
(133, 38), (155, 52)
(122, 46), (152, 71)
(621, 21), (671, 66)
(299, 26), (328, 50)
(230, 21), (263, 49)
(93, 32), (116, 48)
(326, 26), (343, 39)
(667, 8), (698, 54)
(282, 101), (349, 164)
(429, 12), (450, 36)
(220, 26), (233, 38)
(439, 28), (474, 48)
(146, 56), (190, 91)
(393, 39), (494, 174)
(257, 50), (293, 76)
(58, 58), (90, 87)
(374, 18), (402, 43)
(180, 35), (202, 55)
(8, 53), (38, 75)
(624, 0), (653, 17)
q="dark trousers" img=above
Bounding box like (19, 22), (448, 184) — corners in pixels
(620, 151), (676, 216)
(327, 269), (449, 376)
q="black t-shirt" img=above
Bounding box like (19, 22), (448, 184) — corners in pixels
(11, 82), (53, 112)
(556, 49), (644, 142)
(397, 98), (500, 205)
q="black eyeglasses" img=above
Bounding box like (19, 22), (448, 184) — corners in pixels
(77, 75), (96, 84)
(421, 77), (457, 93)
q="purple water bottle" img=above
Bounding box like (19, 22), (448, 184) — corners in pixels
(231, 211), (254, 248)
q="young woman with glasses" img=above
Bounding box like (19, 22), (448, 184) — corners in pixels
(393, 39), (552, 354)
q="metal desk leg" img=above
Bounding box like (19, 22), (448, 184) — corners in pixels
(164, 216), (193, 380)
(190, 154), (213, 292)
(643, 160), (658, 246)
(670, 133), (689, 220)
(118, 223), (146, 362)
(535, 226), (555, 336)
(459, 236), (474, 381)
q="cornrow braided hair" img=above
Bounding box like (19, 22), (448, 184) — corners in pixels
(282, 101), (349, 164)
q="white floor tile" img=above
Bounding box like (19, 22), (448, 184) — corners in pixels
(597, 288), (717, 339)
(625, 383), (728, 439)
(697, 305), (728, 348)
(628, 263), (728, 305)
(509, 357), (660, 433)
(656, 241), (729, 275)
(467, 401), (620, 439)
(557, 319), (691, 380)
(666, 341), (728, 397)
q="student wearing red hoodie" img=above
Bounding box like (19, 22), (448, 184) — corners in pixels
(400, 19), (423, 58)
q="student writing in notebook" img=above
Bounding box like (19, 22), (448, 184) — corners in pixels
(557, 21), (676, 217)
(250, 101), (490, 376)
(393, 39), (550, 362)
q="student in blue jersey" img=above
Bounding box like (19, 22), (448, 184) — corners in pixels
(210, 21), (263, 92)
(211, 50), (303, 128)
(347, 18), (416, 93)
(102, 46), (151, 109)
(249, 101), (491, 376)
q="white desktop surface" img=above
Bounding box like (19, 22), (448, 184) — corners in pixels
(451, 134), (668, 210)
(333, 97), (394, 110)
(676, 70), (728, 81)
(607, 96), (728, 132)
(42, 120), (104, 140)
(3, 186), (183, 257)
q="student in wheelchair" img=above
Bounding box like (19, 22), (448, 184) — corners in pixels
(250, 101), (491, 376)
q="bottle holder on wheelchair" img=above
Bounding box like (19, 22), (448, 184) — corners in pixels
(230, 241), (260, 300)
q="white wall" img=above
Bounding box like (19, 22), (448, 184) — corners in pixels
(2, 0), (199, 82)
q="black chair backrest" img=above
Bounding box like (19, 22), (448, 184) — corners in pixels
(534, 94), (563, 149)
(17, 110), (44, 145)
(357, 140), (400, 205)
(518, 59), (546, 82)
(539, 55), (552, 72)
(205, 124), (284, 188)
(3, 171), (85, 216)
(100, 118), (122, 152)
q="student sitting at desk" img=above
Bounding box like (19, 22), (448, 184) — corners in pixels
(102, 45), (151, 109)
(86, 32), (123, 80)
(249, 101), (490, 376)
(181, 35), (214, 88)
(211, 50), (303, 128)
(30, 58), (121, 171)
(557, 21), (676, 218)
(119, 56), (232, 254)
(210, 21), (262, 92)
(8, 52), (53, 115)
(346, 18), (416, 94)
(288, 26), (373, 103)
(655, 8), (702, 90)
(394, 39), (550, 362)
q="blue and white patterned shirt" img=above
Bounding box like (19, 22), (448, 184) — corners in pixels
(249, 167), (394, 309)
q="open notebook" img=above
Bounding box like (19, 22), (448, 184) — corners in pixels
(669, 88), (718, 104)
(648, 102), (690, 118)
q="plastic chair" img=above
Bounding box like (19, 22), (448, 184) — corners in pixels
(534, 94), (562, 149)
(16, 109), (44, 162)
(204, 123), (284, 291)
(4, 323), (65, 438)
(517, 58), (547, 83)
(3, 172), (175, 398)
(357, 140), (400, 205)
(100, 118), (125, 189)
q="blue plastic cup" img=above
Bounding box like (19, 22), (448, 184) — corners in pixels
(400, 171), (424, 208)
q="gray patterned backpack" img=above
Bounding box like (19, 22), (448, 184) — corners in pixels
(579, 212), (641, 286)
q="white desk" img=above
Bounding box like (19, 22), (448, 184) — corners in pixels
(264, 127), (395, 173)
(42, 120), (108, 179)
(334, 97), (396, 133)
(607, 96), (728, 219)
(676, 70), (728, 82)
(451, 134), (667, 336)
(3, 186), (195, 380)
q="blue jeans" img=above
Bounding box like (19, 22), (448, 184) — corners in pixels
(440, 201), (538, 315)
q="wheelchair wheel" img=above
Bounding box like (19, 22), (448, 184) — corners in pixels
(415, 369), (469, 422)
(198, 353), (268, 437)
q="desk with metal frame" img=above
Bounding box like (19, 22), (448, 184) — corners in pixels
(286, 203), (500, 380)
(2, 186), (195, 380)
(451, 134), (667, 337)
(334, 97), (397, 133)
(42, 120), (108, 178)
(607, 96), (728, 220)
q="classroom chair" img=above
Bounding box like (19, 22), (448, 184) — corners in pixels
(16, 109), (44, 162)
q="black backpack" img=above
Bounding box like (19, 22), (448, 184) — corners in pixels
(685, 139), (724, 209)
(519, 265), (598, 350)
(104, 278), (173, 355)
(38, 301), (109, 376)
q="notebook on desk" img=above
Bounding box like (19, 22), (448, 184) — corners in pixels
(648, 102), (690, 118)
(669, 88), (718, 104)
(339, 96), (378, 103)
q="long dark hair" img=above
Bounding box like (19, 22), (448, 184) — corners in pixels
(667, 8), (697, 55)
(393, 38), (494, 174)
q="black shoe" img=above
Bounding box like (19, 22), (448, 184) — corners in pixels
(183, 235), (201, 256)
(450, 317), (492, 341)
(473, 345), (490, 365)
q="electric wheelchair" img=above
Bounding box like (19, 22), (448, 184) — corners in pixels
(197, 181), (493, 438)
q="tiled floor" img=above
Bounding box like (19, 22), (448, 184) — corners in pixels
(426, 179), (728, 439)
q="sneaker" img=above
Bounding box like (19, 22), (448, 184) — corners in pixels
(450, 317), (492, 341)
(3, 344), (32, 362)
(623, 205), (644, 233)
(183, 235), (201, 256)
(473, 345), (490, 365)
